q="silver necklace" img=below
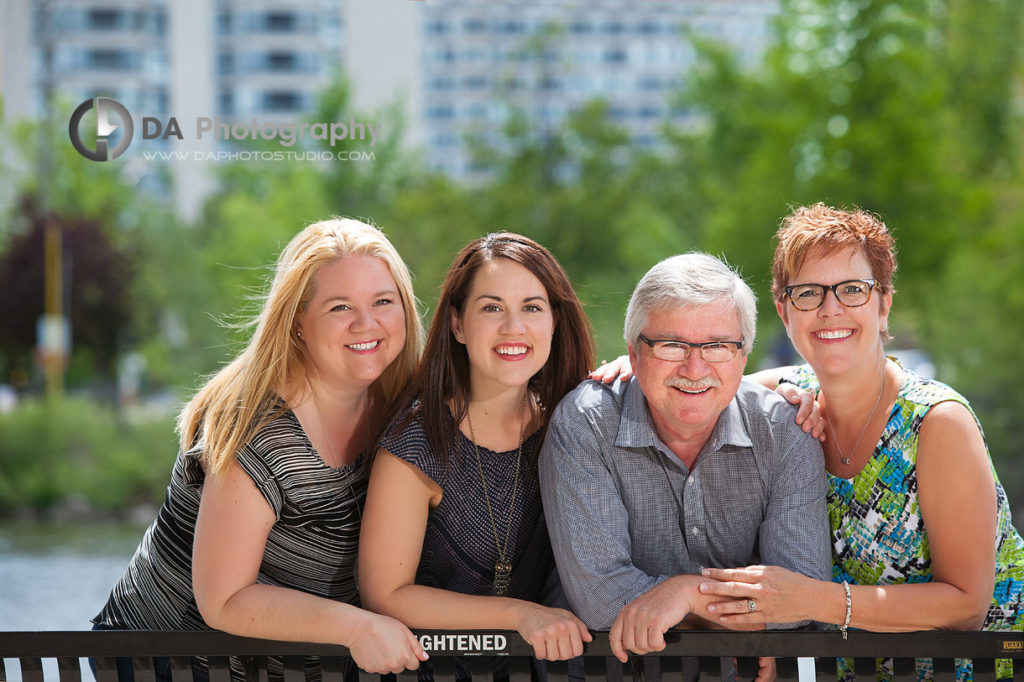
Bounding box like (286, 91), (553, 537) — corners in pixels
(465, 392), (528, 597)
(826, 359), (886, 466)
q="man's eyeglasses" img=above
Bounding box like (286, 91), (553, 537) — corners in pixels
(783, 279), (877, 311)
(636, 335), (744, 363)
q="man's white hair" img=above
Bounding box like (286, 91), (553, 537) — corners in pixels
(624, 252), (757, 354)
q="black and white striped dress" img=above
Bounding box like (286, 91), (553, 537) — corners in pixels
(93, 408), (366, 674)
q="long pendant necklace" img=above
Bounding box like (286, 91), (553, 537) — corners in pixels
(826, 358), (887, 466)
(466, 392), (528, 597)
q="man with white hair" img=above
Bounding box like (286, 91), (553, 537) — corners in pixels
(539, 252), (830, 665)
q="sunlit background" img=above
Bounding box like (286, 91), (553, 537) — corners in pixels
(1, 0), (1023, 640)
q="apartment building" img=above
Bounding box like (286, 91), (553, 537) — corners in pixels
(1, 0), (777, 216)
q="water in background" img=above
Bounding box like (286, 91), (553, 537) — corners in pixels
(0, 521), (145, 681)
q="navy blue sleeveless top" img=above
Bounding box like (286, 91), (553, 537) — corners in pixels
(379, 404), (552, 602)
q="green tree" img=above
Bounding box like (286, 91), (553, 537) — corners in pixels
(464, 100), (693, 360)
(669, 0), (1024, 474)
(0, 202), (133, 388)
(0, 112), (183, 395)
(674, 0), (964, 316)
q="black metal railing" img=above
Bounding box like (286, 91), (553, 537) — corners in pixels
(1, 629), (1022, 682)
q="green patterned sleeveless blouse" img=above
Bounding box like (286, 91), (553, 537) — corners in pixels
(786, 363), (1024, 680)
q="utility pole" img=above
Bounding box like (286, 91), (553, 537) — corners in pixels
(38, 0), (67, 398)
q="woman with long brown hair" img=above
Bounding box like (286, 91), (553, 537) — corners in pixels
(359, 232), (596, 669)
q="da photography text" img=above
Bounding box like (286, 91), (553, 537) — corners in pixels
(69, 96), (381, 162)
(147, 116), (382, 147)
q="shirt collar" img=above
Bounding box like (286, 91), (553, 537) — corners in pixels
(615, 378), (659, 449)
(614, 377), (754, 454)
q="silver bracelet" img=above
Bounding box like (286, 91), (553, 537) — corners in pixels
(839, 580), (852, 639)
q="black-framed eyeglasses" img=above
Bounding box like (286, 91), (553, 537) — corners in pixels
(783, 279), (877, 311)
(637, 335), (745, 363)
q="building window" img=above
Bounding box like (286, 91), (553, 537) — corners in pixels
(219, 90), (235, 116)
(426, 20), (450, 34)
(499, 76), (525, 91)
(670, 104), (693, 118)
(431, 48), (455, 64)
(464, 103), (487, 121)
(638, 76), (663, 91)
(604, 49), (627, 65)
(155, 88), (169, 114)
(267, 52), (297, 72)
(265, 12), (296, 32)
(86, 49), (138, 71)
(460, 46), (485, 63)
(88, 9), (121, 30)
(218, 52), (234, 76)
(152, 10), (167, 35)
(427, 105), (455, 120)
(498, 20), (525, 34)
(262, 91), (303, 111)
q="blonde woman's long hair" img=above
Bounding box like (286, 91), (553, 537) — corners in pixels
(177, 218), (423, 476)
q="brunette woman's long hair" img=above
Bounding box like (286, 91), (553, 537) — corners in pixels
(399, 232), (595, 465)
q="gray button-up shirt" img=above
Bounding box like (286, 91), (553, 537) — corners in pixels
(538, 377), (830, 630)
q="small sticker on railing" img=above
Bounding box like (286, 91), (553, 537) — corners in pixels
(418, 633), (509, 654)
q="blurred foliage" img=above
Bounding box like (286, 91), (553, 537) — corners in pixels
(0, 0), (1023, 514)
(0, 202), (134, 381)
(452, 99), (691, 360)
(661, 0), (1024, 464)
(0, 397), (174, 514)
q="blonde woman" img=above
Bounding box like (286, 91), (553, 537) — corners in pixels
(93, 219), (427, 680)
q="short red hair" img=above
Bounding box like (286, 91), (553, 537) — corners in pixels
(772, 203), (897, 301)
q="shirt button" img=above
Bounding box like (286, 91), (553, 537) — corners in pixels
(688, 477), (695, 485)
(691, 526), (699, 535)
